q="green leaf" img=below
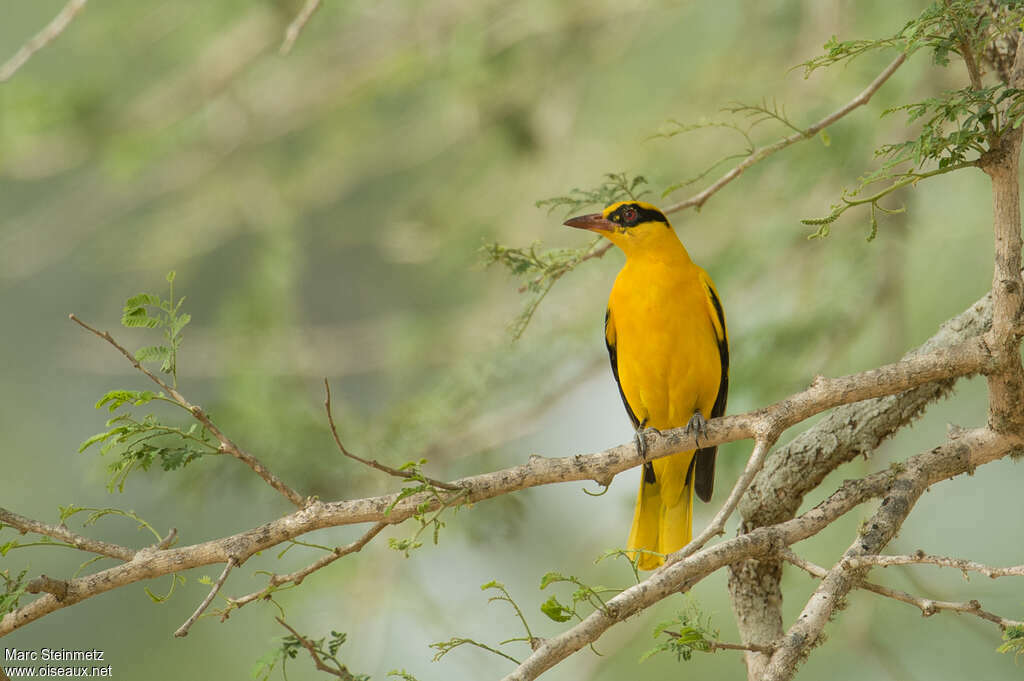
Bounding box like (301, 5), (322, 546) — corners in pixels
(78, 430), (114, 452)
(135, 345), (171, 363)
(120, 314), (162, 329)
(539, 571), (566, 590)
(540, 595), (573, 622)
(95, 389), (154, 412)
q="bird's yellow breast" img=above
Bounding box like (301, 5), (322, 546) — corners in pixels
(608, 257), (722, 430)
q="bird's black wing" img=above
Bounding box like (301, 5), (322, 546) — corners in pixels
(693, 276), (729, 503)
(605, 308), (656, 484)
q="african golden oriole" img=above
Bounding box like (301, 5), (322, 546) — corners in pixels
(565, 201), (728, 570)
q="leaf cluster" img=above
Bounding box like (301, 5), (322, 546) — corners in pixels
(801, 2), (1024, 238)
(385, 460), (467, 557)
(482, 238), (606, 340)
(482, 172), (651, 339)
(79, 389), (216, 492)
(879, 84), (1024, 168)
(641, 605), (718, 663)
(253, 626), (369, 681)
(799, 0), (1022, 76)
(998, 625), (1024, 661)
(78, 274), (215, 492)
(538, 571), (618, 624)
(534, 172), (649, 217)
(121, 270), (190, 387)
(0, 569), (29, 617)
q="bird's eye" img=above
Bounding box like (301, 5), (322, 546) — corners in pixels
(622, 207), (638, 225)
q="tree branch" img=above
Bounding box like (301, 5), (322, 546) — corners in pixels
(842, 551), (1024, 578)
(663, 52), (907, 214)
(669, 437), (776, 562)
(0, 328), (999, 638)
(782, 549), (1024, 630)
(981, 37), (1024, 433)
(69, 314), (307, 508)
(274, 617), (357, 680)
(501, 427), (1019, 681)
(762, 428), (1011, 680)
(0, 507), (135, 561)
(730, 279), (999, 678)
(0, 0), (88, 83)
(280, 0), (322, 55)
(174, 557), (237, 637)
(223, 522), (387, 614)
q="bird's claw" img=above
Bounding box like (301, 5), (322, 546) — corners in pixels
(634, 419), (662, 461)
(685, 409), (708, 447)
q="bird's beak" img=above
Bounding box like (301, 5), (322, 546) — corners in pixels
(564, 213), (615, 233)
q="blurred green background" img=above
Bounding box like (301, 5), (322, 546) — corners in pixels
(1, 0), (1021, 679)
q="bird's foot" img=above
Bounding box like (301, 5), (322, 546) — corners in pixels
(685, 409), (708, 447)
(633, 419), (662, 461)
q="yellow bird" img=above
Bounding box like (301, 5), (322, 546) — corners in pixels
(565, 201), (728, 570)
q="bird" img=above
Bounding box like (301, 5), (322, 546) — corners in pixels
(564, 200), (728, 570)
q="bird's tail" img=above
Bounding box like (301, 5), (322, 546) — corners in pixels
(626, 451), (695, 570)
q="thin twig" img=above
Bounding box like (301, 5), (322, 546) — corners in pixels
(69, 314), (306, 508)
(156, 528), (178, 550)
(663, 630), (775, 655)
(275, 617), (355, 680)
(0, 507), (135, 561)
(0, 0), (88, 83)
(225, 522), (387, 613)
(663, 52), (907, 213)
(324, 379), (459, 490)
(782, 549), (1024, 630)
(842, 551), (1024, 578)
(174, 557), (237, 637)
(280, 0), (322, 55)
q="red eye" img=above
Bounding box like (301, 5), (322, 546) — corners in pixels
(622, 207), (637, 224)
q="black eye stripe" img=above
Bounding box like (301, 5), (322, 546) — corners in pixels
(610, 203), (669, 227)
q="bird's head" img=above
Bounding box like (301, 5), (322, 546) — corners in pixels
(564, 201), (683, 258)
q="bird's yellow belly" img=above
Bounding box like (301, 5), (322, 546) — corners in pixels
(610, 265), (721, 431)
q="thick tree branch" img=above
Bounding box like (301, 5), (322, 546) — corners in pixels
(762, 445), (938, 680)
(0, 0), (88, 83)
(730, 278), (998, 678)
(981, 38), (1024, 433)
(502, 427), (1019, 681)
(69, 314), (307, 508)
(663, 52), (907, 214)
